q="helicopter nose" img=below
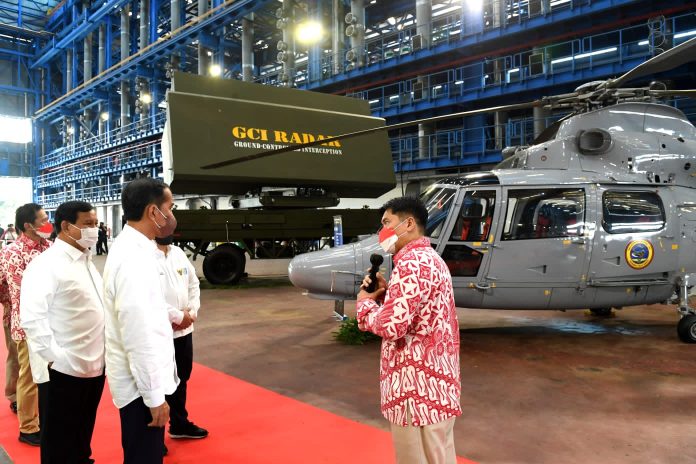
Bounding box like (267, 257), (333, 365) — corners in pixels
(288, 253), (311, 290)
(288, 243), (359, 298)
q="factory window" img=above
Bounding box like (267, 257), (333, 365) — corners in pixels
(502, 188), (585, 240)
(421, 186), (457, 239)
(602, 191), (665, 234)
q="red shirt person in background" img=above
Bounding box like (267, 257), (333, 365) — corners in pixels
(0, 203), (53, 446)
(357, 196), (461, 464)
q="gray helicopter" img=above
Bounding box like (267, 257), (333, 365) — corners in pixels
(214, 37), (696, 343)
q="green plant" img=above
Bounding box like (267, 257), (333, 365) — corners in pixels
(333, 317), (381, 345)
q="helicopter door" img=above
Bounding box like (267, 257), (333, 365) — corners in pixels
(588, 189), (676, 305)
(437, 188), (499, 308)
(482, 187), (588, 309)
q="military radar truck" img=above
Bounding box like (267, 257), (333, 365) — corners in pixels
(162, 72), (396, 285)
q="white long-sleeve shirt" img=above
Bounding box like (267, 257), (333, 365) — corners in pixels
(103, 225), (178, 409)
(155, 245), (200, 339)
(20, 239), (105, 380)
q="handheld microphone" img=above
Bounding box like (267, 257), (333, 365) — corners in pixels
(365, 254), (384, 292)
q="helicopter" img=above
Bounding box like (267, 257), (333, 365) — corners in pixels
(204, 36), (696, 343)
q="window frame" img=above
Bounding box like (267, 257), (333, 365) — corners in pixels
(601, 190), (666, 234)
(501, 187), (586, 241)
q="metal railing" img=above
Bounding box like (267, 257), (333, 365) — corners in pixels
(257, 0), (589, 85)
(348, 16), (696, 113)
(40, 112), (166, 170)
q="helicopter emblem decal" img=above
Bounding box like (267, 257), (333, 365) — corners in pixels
(625, 240), (654, 270)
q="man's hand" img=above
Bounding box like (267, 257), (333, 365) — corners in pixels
(148, 402), (170, 428)
(172, 310), (194, 331)
(357, 271), (387, 302)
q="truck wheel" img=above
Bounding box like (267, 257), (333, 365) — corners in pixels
(677, 315), (696, 343)
(202, 244), (246, 285)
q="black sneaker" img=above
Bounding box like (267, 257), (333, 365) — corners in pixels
(9, 401), (17, 414)
(19, 431), (41, 446)
(169, 423), (208, 439)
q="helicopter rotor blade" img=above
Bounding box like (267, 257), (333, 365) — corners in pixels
(604, 36), (696, 89)
(649, 89), (696, 98)
(200, 100), (541, 170)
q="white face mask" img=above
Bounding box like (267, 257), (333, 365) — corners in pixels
(69, 223), (99, 249)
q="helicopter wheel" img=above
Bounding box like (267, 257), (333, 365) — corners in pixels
(677, 314), (696, 344)
(590, 307), (613, 317)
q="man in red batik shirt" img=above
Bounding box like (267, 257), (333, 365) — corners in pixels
(0, 203), (52, 446)
(357, 196), (461, 464)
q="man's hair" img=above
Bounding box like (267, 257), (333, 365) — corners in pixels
(15, 203), (43, 233)
(122, 178), (169, 221)
(380, 196), (428, 232)
(54, 201), (94, 232)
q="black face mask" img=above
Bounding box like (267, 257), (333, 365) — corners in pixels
(155, 235), (174, 246)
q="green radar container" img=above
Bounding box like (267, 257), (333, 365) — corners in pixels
(162, 72), (396, 197)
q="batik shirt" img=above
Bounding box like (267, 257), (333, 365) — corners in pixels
(0, 247), (11, 326)
(0, 234), (51, 341)
(357, 236), (461, 427)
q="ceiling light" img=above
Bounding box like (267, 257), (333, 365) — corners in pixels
(464, 0), (483, 12)
(296, 21), (323, 45)
(209, 64), (222, 77)
(100, 112), (110, 121)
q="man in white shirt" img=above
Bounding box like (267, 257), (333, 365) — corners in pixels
(103, 178), (179, 464)
(20, 200), (105, 463)
(155, 235), (208, 440)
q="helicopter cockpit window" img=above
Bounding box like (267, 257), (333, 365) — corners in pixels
(421, 186), (457, 239)
(502, 188), (585, 240)
(602, 191), (665, 234)
(451, 191), (496, 242)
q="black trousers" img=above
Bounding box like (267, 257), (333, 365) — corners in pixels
(41, 369), (105, 464)
(119, 396), (165, 464)
(166, 333), (193, 430)
(38, 381), (49, 464)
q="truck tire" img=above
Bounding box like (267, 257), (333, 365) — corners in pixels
(202, 244), (246, 285)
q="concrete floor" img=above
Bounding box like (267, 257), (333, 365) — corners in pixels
(93, 255), (696, 463)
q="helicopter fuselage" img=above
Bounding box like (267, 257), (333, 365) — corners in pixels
(289, 102), (696, 312)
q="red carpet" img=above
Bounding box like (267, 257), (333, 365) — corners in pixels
(0, 342), (476, 463)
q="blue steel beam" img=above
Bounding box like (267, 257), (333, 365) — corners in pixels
(0, 84), (40, 97)
(31, 0), (131, 68)
(0, 5), (45, 21)
(33, 0), (269, 121)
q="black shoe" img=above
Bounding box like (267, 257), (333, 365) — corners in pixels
(9, 401), (17, 414)
(18, 431), (41, 446)
(169, 422), (208, 439)
(163, 443), (168, 456)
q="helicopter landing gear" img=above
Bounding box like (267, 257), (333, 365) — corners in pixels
(677, 315), (696, 343)
(676, 277), (696, 343)
(589, 307), (613, 317)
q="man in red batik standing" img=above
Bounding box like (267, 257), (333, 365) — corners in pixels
(0, 203), (53, 446)
(357, 196), (461, 464)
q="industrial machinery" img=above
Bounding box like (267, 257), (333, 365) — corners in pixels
(219, 37), (696, 342)
(161, 72), (395, 285)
